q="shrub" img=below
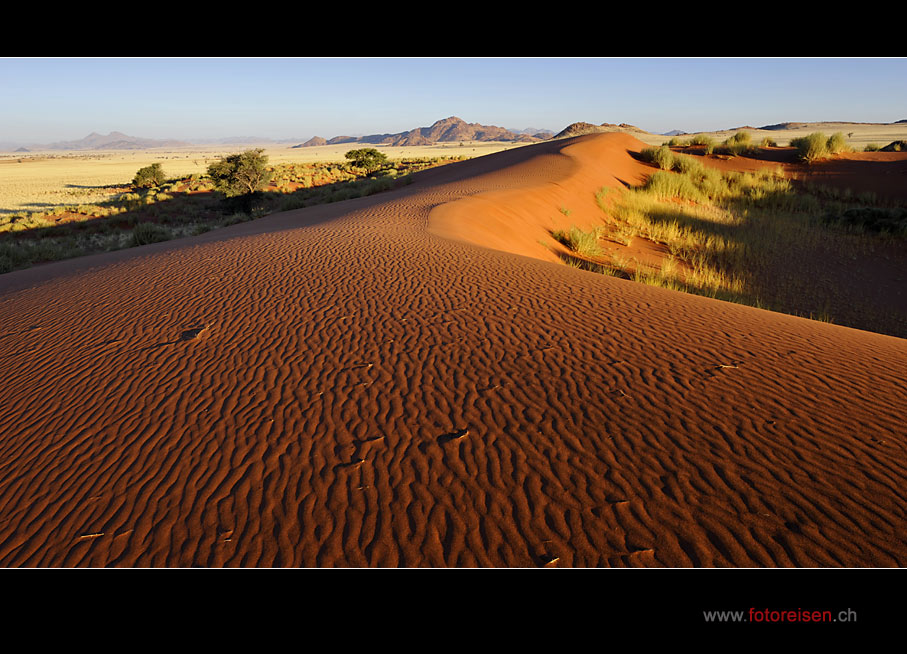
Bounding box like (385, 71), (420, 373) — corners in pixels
(207, 149), (272, 197)
(640, 146), (676, 170)
(864, 143), (881, 152)
(689, 135), (715, 153)
(344, 148), (389, 174)
(826, 132), (848, 155)
(131, 222), (171, 246)
(552, 225), (602, 257)
(721, 132), (753, 156)
(672, 154), (704, 175)
(132, 163), (166, 189)
(790, 132), (829, 163)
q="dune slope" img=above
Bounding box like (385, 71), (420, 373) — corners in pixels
(0, 134), (905, 567)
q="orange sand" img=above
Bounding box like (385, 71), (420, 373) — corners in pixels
(0, 133), (904, 567)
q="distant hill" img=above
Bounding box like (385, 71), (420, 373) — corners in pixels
(759, 121), (907, 131)
(759, 122), (808, 131)
(553, 122), (649, 140)
(509, 127), (555, 139)
(663, 130), (687, 136)
(295, 136), (327, 148)
(296, 117), (543, 148)
(45, 131), (191, 150)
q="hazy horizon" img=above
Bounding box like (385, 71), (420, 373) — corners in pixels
(2, 57), (906, 145)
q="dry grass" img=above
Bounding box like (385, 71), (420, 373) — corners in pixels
(564, 161), (905, 334)
(631, 122), (907, 150)
(0, 141), (525, 215)
(0, 154), (463, 274)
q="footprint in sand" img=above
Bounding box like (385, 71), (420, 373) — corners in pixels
(437, 428), (469, 445)
(180, 325), (210, 341)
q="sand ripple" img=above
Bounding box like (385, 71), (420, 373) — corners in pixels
(0, 134), (905, 566)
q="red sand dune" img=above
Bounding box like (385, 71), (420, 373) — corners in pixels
(0, 133), (905, 567)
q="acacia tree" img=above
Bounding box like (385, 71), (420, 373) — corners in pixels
(206, 149), (272, 198)
(132, 163), (166, 189)
(344, 148), (389, 174)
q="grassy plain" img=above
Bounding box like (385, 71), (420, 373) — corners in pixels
(632, 121), (907, 149)
(0, 141), (528, 215)
(0, 149), (475, 274)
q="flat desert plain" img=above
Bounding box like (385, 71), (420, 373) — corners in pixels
(0, 132), (905, 567)
(0, 141), (523, 215)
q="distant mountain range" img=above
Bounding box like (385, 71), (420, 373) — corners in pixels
(5, 119), (905, 153)
(42, 131), (192, 150)
(294, 117), (553, 148)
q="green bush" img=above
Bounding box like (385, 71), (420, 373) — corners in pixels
(790, 132), (829, 163)
(344, 148), (389, 174)
(640, 146), (676, 170)
(132, 163), (166, 189)
(131, 222), (171, 246)
(207, 149), (272, 198)
(672, 154), (704, 175)
(552, 225), (602, 257)
(720, 132), (753, 157)
(826, 132), (848, 155)
(864, 143), (881, 152)
(689, 135), (715, 153)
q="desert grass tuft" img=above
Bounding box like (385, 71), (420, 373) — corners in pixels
(552, 225), (603, 257)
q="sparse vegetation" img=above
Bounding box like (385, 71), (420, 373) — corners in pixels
(0, 154), (464, 274)
(640, 147), (704, 175)
(789, 132), (851, 163)
(719, 131), (753, 157)
(561, 158), (906, 335)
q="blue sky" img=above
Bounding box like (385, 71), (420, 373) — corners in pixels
(1, 58), (905, 143)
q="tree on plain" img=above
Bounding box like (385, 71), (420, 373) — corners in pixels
(344, 148), (389, 174)
(207, 149), (273, 198)
(132, 163), (166, 189)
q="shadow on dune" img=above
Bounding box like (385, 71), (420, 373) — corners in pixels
(630, 200), (907, 338)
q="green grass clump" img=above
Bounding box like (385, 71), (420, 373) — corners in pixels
(552, 225), (602, 257)
(790, 132), (829, 163)
(640, 147), (706, 176)
(686, 135), (716, 154)
(720, 132), (753, 156)
(789, 132), (850, 162)
(131, 222), (171, 246)
(864, 143), (881, 152)
(640, 146), (676, 170)
(826, 132), (849, 155)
